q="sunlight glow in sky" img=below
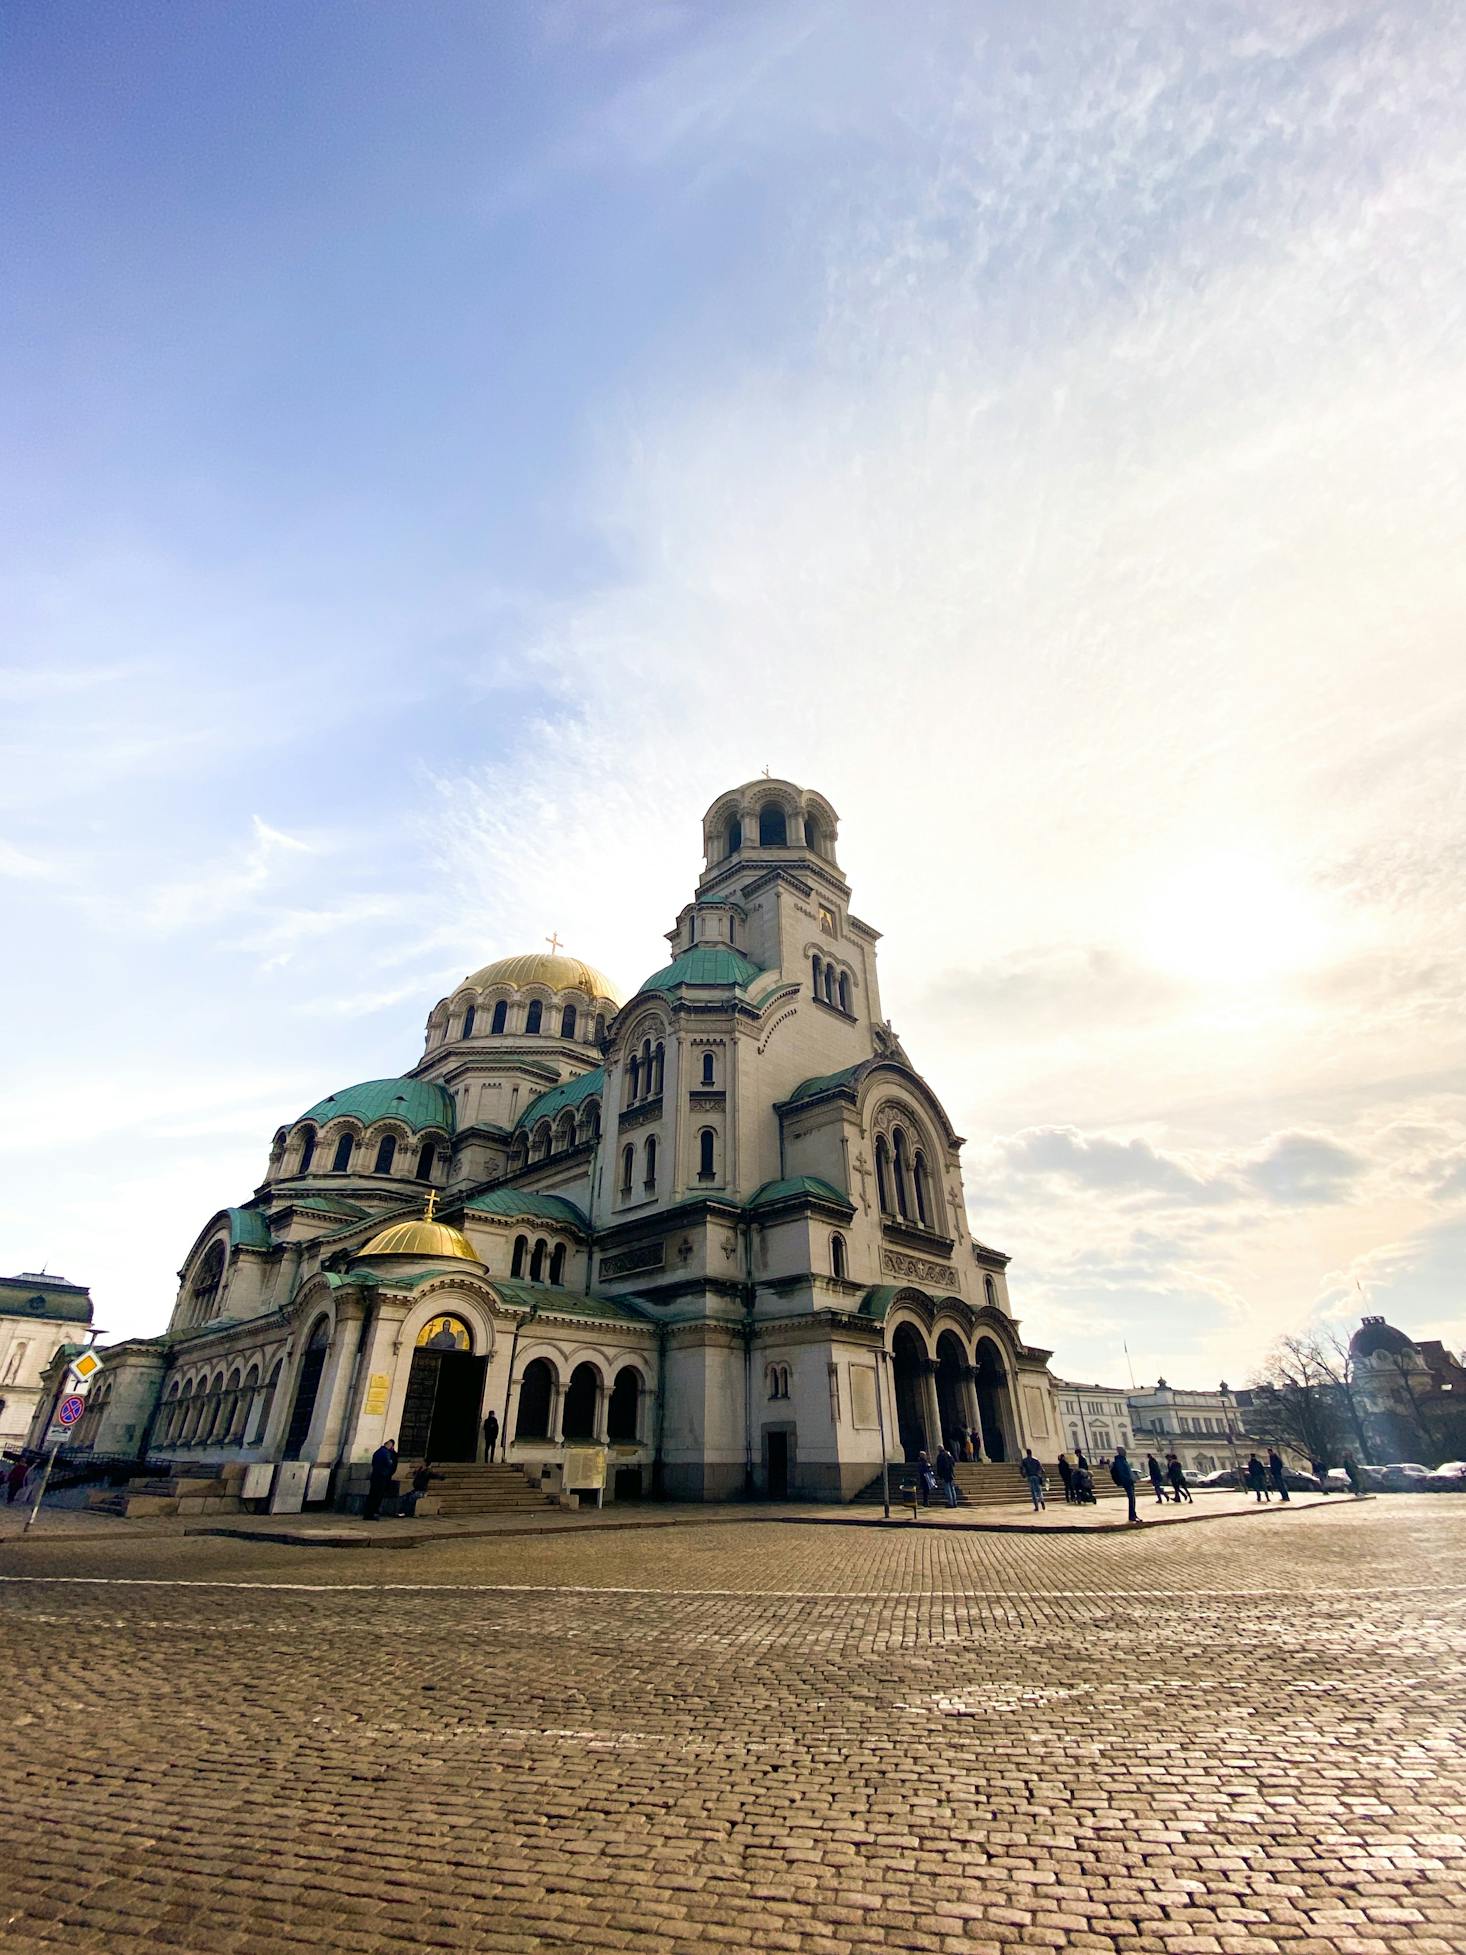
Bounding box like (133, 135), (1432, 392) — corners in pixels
(2, 1), (1463, 1386)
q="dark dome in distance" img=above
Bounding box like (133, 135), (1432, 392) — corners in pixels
(1350, 1316), (1415, 1360)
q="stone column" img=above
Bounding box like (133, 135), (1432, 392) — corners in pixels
(919, 1359), (942, 1456)
(961, 1366), (984, 1461)
(347, 1302), (410, 1462)
(309, 1294), (367, 1462)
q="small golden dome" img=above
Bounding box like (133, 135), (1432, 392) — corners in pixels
(361, 1190), (477, 1262)
(463, 950), (622, 1002)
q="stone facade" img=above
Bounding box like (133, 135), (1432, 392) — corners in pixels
(36, 777), (1058, 1506)
(0, 1273), (93, 1451)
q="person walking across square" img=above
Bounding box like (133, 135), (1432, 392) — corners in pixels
(1245, 1453), (1271, 1502)
(1146, 1453), (1168, 1503)
(1166, 1452), (1193, 1503)
(1109, 1446), (1144, 1525)
(1267, 1447), (1291, 1502)
(364, 1438), (398, 1520)
(1019, 1448), (1047, 1511)
(935, 1444), (959, 1508)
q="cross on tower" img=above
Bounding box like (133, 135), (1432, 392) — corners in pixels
(423, 1188), (438, 1222)
(545, 932), (563, 955)
(851, 1150), (873, 1213)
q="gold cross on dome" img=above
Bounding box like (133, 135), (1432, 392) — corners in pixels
(545, 931), (563, 955)
(762, 765), (771, 778)
(423, 1188), (439, 1222)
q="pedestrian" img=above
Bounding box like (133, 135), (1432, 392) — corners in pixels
(958, 1426), (974, 1463)
(1146, 1453), (1168, 1504)
(935, 1443), (959, 1507)
(1109, 1447), (1144, 1525)
(1343, 1453), (1364, 1497)
(1266, 1448), (1291, 1503)
(1166, 1452), (1193, 1504)
(915, 1451), (936, 1506)
(364, 1437), (398, 1520)
(400, 1461), (440, 1518)
(5, 1454), (29, 1504)
(1245, 1453), (1271, 1502)
(1019, 1448), (1047, 1511)
(1056, 1452), (1076, 1504)
(1073, 1447), (1090, 1476)
(482, 1408), (500, 1462)
(1309, 1456), (1327, 1491)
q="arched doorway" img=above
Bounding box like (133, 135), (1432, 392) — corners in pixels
(935, 1330), (969, 1450)
(562, 1363), (600, 1441)
(399, 1314), (487, 1461)
(975, 1338), (1011, 1462)
(891, 1323), (929, 1461)
(283, 1318), (330, 1459)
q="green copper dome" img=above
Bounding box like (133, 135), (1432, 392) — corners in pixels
(637, 946), (763, 995)
(298, 1077), (455, 1133)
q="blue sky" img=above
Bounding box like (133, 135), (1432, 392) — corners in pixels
(3, 1), (1464, 1385)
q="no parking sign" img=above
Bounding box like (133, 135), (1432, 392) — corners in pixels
(56, 1394), (86, 1427)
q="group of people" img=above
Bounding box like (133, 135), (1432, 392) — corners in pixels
(364, 1439), (440, 1520)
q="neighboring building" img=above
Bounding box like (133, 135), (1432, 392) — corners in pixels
(0, 1273), (94, 1451)
(1051, 1380), (1133, 1460)
(1349, 1316), (1466, 1463)
(40, 777), (1059, 1506)
(1125, 1380), (1243, 1478)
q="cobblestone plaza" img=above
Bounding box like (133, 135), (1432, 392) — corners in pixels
(3, 1501), (1464, 1954)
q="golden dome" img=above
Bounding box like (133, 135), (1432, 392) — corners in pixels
(462, 951), (622, 1002)
(361, 1191), (477, 1262)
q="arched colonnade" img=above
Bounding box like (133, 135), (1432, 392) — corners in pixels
(888, 1316), (1017, 1463)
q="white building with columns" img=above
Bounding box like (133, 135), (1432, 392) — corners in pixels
(38, 777), (1060, 1506)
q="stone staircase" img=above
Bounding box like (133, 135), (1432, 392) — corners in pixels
(87, 1473), (244, 1519)
(417, 1463), (560, 1518)
(853, 1460), (1127, 1509)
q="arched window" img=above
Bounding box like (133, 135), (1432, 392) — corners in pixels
(490, 999), (508, 1035)
(462, 1003), (476, 1038)
(653, 1042), (665, 1094)
(837, 971), (850, 1013)
(892, 1130), (911, 1219)
(758, 804), (787, 847)
(553, 1111), (576, 1154)
(644, 1135), (657, 1188)
(831, 1233), (847, 1281)
(332, 1133), (355, 1174)
(875, 1136), (892, 1214)
(190, 1241), (225, 1323)
(511, 1235), (527, 1279)
(812, 954), (823, 999)
(549, 1241), (566, 1286)
(525, 999), (543, 1034)
(373, 1135), (396, 1176)
(806, 816), (826, 859)
(515, 1358), (554, 1440)
(628, 1055), (640, 1101)
(563, 1363), (599, 1441)
(640, 1039), (653, 1097)
(607, 1367), (640, 1442)
(697, 1128), (716, 1179)
(415, 1142), (436, 1181)
(621, 1144), (635, 1194)
(823, 964), (835, 1005)
(594, 1013), (606, 1042)
(560, 1004), (577, 1039)
(233, 1364), (260, 1443)
(531, 1121), (552, 1162)
(297, 1125), (316, 1173)
(251, 1360), (282, 1446)
(701, 1052), (715, 1085)
(727, 817), (742, 854)
(984, 1275), (998, 1308)
(913, 1151), (930, 1228)
(529, 1238), (547, 1283)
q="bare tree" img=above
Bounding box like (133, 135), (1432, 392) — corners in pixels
(1308, 1331), (1376, 1462)
(1248, 1337), (1348, 1464)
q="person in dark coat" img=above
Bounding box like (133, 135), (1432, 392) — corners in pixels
(1146, 1453), (1168, 1504)
(1056, 1453), (1076, 1503)
(1266, 1447), (1291, 1502)
(915, 1451), (936, 1506)
(1343, 1454), (1364, 1497)
(1109, 1447), (1144, 1525)
(1019, 1449), (1047, 1511)
(1166, 1452), (1193, 1503)
(365, 1438), (398, 1520)
(400, 1462), (440, 1518)
(935, 1444), (959, 1507)
(1245, 1454), (1271, 1501)
(482, 1409), (500, 1462)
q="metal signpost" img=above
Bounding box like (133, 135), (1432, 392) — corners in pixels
(872, 1350), (892, 1519)
(23, 1360), (99, 1534)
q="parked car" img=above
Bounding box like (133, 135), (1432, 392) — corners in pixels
(1423, 1461), (1466, 1492)
(1193, 1468), (1240, 1488)
(1371, 1462), (1433, 1492)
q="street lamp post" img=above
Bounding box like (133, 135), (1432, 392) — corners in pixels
(1220, 1381), (1244, 1495)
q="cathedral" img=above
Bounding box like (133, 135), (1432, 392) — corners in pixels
(61, 779), (1060, 1508)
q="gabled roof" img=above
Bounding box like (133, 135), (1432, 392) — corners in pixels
(460, 1189), (590, 1232)
(517, 1066), (605, 1131)
(635, 946), (763, 996)
(784, 1064), (864, 1105)
(488, 1280), (654, 1325)
(227, 1206), (272, 1250)
(747, 1175), (854, 1214)
(298, 1077), (454, 1134)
